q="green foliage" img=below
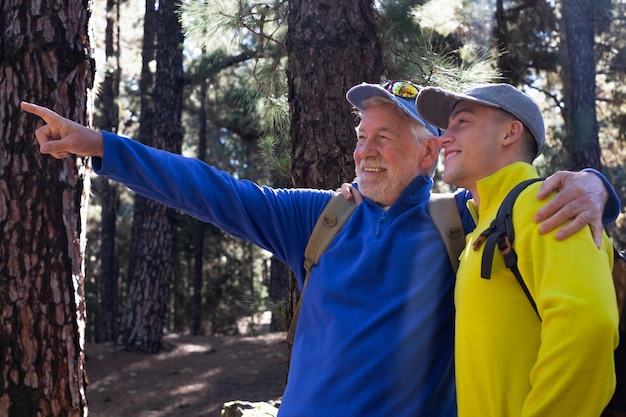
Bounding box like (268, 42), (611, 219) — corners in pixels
(180, 0), (291, 179)
(417, 0), (626, 243)
(179, 0), (287, 53)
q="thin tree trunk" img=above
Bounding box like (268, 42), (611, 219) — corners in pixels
(561, 0), (602, 170)
(96, 0), (121, 343)
(493, 0), (512, 82)
(117, 0), (156, 351)
(117, 0), (184, 353)
(191, 78), (209, 336)
(0, 0), (92, 415)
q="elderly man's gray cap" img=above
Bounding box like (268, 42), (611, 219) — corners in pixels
(416, 83), (545, 157)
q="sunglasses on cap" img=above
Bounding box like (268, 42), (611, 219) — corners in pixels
(381, 80), (422, 99)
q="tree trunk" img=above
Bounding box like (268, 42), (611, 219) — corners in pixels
(117, 0), (184, 353)
(117, 0), (157, 348)
(97, 177), (119, 342)
(493, 0), (512, 82)
(0, 0), (92, 415)
(191, 77), (209, 336)
(560, 0), (602, 170)
(269, 256), (290, 332)
(286, 0), (383, 189)
(95, 0), (121, 343)
(283, 0), (383, 351)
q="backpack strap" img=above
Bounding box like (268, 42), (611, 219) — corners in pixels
(286, 193), (357, 344)
(474, 177), (626, 325)
(613, 248), (626, 332)
(428, 193), (465, 273)
(472, 178), (544, 318)
(471, 179), (626, 416)
(287, 191), (467, 344)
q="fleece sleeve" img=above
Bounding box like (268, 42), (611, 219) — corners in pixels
(91, 131), (333, 277)
(515, 186), (619, 417)
(582, 168), (621, 223)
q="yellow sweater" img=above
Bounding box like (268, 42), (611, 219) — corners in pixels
(455, 162), (618, 417)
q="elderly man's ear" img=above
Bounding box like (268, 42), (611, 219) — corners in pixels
(419, 136), (441, 172)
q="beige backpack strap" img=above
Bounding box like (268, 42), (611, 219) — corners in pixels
(428, 193), (465, 273)
(286, 193), (357, 344)
(287, 192), (463, 344)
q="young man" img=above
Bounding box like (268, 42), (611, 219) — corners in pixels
(21, 81), (615, 416)
(417, 83), (619, 417)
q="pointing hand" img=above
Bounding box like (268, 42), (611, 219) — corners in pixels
(21, 102), (104, 159)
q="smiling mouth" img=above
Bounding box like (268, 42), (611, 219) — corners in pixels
(444, 151), (461, 161)
(362, 167), (386, 172)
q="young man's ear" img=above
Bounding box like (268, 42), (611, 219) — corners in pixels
(502, 120), (525, 147)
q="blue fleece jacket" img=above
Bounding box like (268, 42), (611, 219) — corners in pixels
(93, 132), (476, 417)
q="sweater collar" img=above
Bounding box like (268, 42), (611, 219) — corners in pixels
(467, 162), (539, 223)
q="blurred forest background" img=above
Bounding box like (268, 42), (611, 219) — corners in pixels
(2, 0), (626, 414)
(83, 0), (626, 346)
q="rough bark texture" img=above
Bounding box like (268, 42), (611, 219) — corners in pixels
(190, 79), (209, 336)
(561, 0), (602, 170)
(95, 0), (121, 343)
(116, 0), (184, 353)
(0, 0), (92, 415)
(286, 0), (383, 189)
(283, 0), (384, 358)
(117, 0), (156, 352)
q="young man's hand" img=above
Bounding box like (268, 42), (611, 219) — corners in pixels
(338, 183), (364, 205)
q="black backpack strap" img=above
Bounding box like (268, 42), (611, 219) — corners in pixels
(473, 178), (544, 319)
(473, 179), (626, 415)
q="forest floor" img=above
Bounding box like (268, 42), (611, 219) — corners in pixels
(85, 329), (289, 417)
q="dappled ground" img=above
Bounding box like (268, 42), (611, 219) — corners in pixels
(85, 331), (289, 417)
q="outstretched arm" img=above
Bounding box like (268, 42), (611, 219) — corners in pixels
(20, 102), (104, 158)
(534, 170), (618, 248)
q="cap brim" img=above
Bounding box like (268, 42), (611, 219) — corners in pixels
(346, 83), (439, 137)
(346, 84), (392, 111)
(417, 87), (502, 130)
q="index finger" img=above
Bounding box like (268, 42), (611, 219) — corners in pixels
(20, 101), (59, 124)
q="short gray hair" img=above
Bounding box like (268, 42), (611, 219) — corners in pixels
(358, 96), (439, 177)
(358, 96), (434, 144)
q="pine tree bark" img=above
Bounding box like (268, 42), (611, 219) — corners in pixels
(286, 0), (383, 189)
(117, 0), (156, 351)
(283, 0), (383, 350)
(117, 0), (184, 353)
(0, 0), (92, 415)
(561, 0), (602, 170)
(95, 0), (121, 343)
(190, 78), (209, 336)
